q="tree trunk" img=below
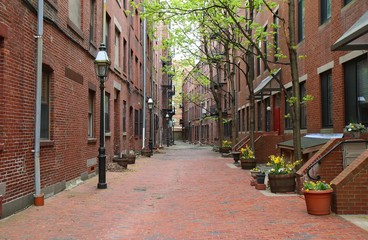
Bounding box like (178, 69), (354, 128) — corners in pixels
(288, 0), (302, 161)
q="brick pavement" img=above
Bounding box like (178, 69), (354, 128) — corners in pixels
(0, 141), (367, 240)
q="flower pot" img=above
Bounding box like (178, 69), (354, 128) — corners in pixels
(268, 173), (296, 193)
(240, 158), (256, 169)
(350, 131), (361, 138)
(250, 170), (261, 179)
(219, 147), (231, 153)
(303, 189), (333, 215)
(231, 152), (241, 163)
(256, 173), (266, 184)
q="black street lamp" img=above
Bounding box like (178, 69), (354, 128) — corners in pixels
(94, 43), (111, 189)
(147, 97), (154, 155)
(166, 113), (170, 147)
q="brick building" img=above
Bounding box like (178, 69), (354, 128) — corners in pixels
(0, 0), (169, 218)
(182, 1), (367, 213)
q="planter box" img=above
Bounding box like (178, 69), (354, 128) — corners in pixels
(219, 147), (231, 153)
(268, 173), (296, 193)
(240, 158), (256, 169)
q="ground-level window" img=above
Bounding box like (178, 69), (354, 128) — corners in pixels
(344, 54), (368, 125)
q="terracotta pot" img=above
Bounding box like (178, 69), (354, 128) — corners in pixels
(303, 189), (333, 215)
(268, 173), (296, 193)
(240, 158), (256, 169)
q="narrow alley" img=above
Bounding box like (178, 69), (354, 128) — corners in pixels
(0, 142), (367, 240)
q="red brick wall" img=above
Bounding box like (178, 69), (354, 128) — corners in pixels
(331, 150), (368, 214)
(0, 0), (163, 216)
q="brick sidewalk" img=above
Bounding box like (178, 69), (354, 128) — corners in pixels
(0, 142), (367, 239)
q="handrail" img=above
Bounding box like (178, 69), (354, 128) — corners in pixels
(306, 139), (368, 180)
(232, 134), (250, 151)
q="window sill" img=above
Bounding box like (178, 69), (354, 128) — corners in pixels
(88, 138), (97, 144)
(45, 0), (58, 11)
(67, 19), (85, 39)
(105, 132), (111, 137)
(40, 140), (55, 147)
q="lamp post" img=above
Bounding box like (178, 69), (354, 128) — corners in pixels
(166, 113), (170, 147)
(94, 43), (111, 189)
(147, 97), (154, 155)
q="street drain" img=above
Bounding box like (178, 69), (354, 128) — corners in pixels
(134, 187), (147, 192)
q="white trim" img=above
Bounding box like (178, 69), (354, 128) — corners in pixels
(299, 74), (308, 82)
(317, 61), (334, 74)
(284, 81), (292, 89)
(339, 50), (368, 64)
(114, 17), (122, 32)
(114, 81), (121, 91)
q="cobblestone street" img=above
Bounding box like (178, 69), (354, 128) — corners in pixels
(0, 141), (367, 239)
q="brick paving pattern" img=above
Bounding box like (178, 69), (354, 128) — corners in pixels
(0, 142), (367, 239)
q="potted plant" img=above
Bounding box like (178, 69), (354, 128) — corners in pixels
(239, 145), (256, 169)
(231, 151), (241, 163)
(267, 155), (301, 193)
(302, 180), (333, 215)
(219, 140), (232, 153)
(249, 167), (260, 186)
(345, 122), (366, 138)
(250, 167), (261, 179)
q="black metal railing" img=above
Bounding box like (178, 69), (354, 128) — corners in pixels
(306, 139), (368, 180)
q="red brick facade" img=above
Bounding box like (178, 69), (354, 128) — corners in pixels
(0, 0), (167, 218)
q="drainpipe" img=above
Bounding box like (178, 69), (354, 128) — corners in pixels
(151, 24), (155, 149)
(142, 6), (147, 149)
(34, 0), (44, 206)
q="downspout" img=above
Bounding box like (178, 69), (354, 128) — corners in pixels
(142, 6), (147, 149)
(151, 24), (155, 149)
(34, 0), (44, 206)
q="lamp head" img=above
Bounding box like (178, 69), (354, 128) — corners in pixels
(94, 43), (111, 79)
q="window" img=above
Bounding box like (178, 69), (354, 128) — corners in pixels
(344, 0), (352, 5)
(134, 109), (139, 136)
(88, 90), (95, 137)
(68, 0), (81, 29)
(298, 0), (305, 42)
(238, 110), (241, 132)
(122, 101), (126, 133)
(273, 11), (279, 62)
(105, 93), (110, 132)
(257, 101), (262, 131)
(242, 108), (245, 132)
(89, 0), (95, 43)
(300, 82), (307, 129)
(114, 28), (120, 69)
(263, 26), (268, 69)
(257, 41), (261, 76)
(321, 71), (333, 127)
(123, 38), (127, 73)
(123, 0), (127, 9)
(320, 0), (331, 25)
(41, 71), (50, 139)
(285, 88), (293, 130)
(139, 109), (143, 137)
(344, 55), (368, 125)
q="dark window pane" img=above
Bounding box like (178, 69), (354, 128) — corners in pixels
(321, 71), (333, 127)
